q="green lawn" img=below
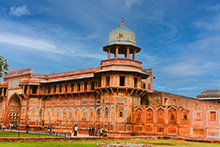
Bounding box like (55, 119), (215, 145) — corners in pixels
(0, 131), (56, 137)
(0, 140), (219, 147)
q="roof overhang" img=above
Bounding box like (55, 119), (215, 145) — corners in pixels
(40, 75), (94, 83)
(103, 44), (141, 54)
(95, 68), (149, 79)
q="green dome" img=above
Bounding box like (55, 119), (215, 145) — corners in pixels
(108, 19), (136, 46)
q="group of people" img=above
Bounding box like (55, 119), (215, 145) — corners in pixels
(1, 122), (106, 137)
(47, 124), (55, 134)
(26, 124), (55, 134)
(88, 126), (104, 137)
(1, 123), (17, 131)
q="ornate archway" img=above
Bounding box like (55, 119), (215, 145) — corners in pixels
(6, 93), (21, 125)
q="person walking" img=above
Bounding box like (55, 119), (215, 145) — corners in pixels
(74, 125), (77, 136)
(91, 126), (95, 136)
(100, 126), (104, 137)
(89, 127), (91, 136)
(26, 124), (30, 133)
(2, 124), (5, 131)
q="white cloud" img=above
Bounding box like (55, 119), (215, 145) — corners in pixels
(70, 51), (105, 59)
(9, 5), (30, 17)
(177, 86), (200, 91)
(205, 4), (220, 11)
(0, 32), (63, 53)
(194, 14), (220, 31)
(125, 0), (142, 8)
(162, 59), (216, 77)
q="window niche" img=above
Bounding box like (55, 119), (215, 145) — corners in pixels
(48, 85), (51, 94)
(120, 76), (125, 86)
(32, 86), (38, 94)
(184, 113), (187, 120)
(134, 77), (138, 88)
(59, 85), (62, 93)
(143, 83), (146, 89)
(53, 85), (56, 93)
(119, 107), (124, 118)
(77, 83), (81, 91)
(210, 111), (216, 121)
(105, 107), (108, 118)
(65, 84), (68, 92)
(71, 83), (74, 92)
(91, 81), (95, 90)
(84, 82), (87, 91)
(24, 86), (27, 94)
(106, 76), (110, 86)
(164, 98), (168, 105)
(119, 111), (123, 117)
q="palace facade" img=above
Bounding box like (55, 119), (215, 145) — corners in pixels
(1, 19), (220, 138)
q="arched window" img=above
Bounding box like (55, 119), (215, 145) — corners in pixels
(111, 107), (116, 122)
(57, 109), (61, 121)
(146, 108), (153, 124)
(168, 108), (177, 124)
(46, 109), (50, 121)
(180, 109), (190, 125)
(119, 107), (124, 118)
(69, 109), (73, 121)
(96, 108), (100, 121)
(105, 107), (108, 118)
(63, 109), (67, 121)
(119, 111), (123, 117)
(51, 109), (55, 121)
(82, 109), (87, 121)
(89, 109), (94, 121)
(75, 109), (80, 121)
(157, 108), (165, 124)
(29, 109), (37, 120)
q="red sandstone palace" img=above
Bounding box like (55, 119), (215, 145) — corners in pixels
(0, 19), (220, 138)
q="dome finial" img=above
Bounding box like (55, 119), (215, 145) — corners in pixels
(121, 17), (124, 25)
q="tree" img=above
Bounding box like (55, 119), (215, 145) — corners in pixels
(0, 56), (9, 78)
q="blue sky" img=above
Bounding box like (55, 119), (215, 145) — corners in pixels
(0, 0), (220, 98)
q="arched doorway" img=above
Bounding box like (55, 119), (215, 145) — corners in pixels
(7, 93), (21, 125)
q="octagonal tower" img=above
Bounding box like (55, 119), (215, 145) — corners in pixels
(94, 19), (154, 133)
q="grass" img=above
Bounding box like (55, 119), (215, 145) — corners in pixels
(0, 139), (219, 147)
(0, 131), (56, 137)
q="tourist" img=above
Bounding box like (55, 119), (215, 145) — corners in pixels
(14, 124), (17, 129)
(2, 124), (5, 131)
(26, 124), (30, 133)
(100, 126), (104, 137)
(48, 124), (52, 134)
(9, 123), (12, 130)
(52, 127), (55, 134)
(91, 126), (95, 136)
(73, 125), (77, 136)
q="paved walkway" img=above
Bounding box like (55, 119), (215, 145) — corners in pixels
(3, 129), (90, 137)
